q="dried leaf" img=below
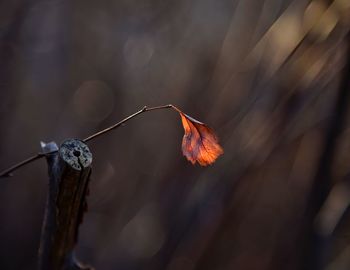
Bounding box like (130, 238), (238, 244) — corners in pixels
(175, 109), (223, 166)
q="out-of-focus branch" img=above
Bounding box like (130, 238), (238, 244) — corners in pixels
(303, 32), (350, 270)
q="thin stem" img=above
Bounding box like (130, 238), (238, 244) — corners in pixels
(0, 153), (46, 178)
(0, 104), (175, 178)
(83, 104), (174, 142)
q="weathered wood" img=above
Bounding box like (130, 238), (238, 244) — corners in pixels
(38, 139), (93, 270)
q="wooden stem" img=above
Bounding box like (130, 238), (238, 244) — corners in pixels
(0, 104), (175, 178)
(38, 139), (93, 270)
(83, 104), (173, 142)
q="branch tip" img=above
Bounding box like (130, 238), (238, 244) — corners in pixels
(0, 104), (178, 177)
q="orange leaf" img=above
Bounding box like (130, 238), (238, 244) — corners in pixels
(176, 110), (223, 166)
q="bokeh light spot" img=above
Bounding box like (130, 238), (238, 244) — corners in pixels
(123, 35), (155, 69)
(119, 203), (165, 259)
(73, 80), (115, 122)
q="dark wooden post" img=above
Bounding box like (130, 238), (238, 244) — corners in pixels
(38, 139), (93, 270)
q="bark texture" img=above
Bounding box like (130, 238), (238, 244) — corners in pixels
(38, 139), (93, 270)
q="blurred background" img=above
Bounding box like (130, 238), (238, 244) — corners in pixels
(1, 0), (350, 269)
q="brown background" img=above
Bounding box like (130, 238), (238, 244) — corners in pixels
(0, 0), (350, 269)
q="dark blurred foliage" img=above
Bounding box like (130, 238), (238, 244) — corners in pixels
(1, 0), (350, 269)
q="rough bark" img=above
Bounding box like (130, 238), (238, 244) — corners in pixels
(38, 139), (93, 270)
